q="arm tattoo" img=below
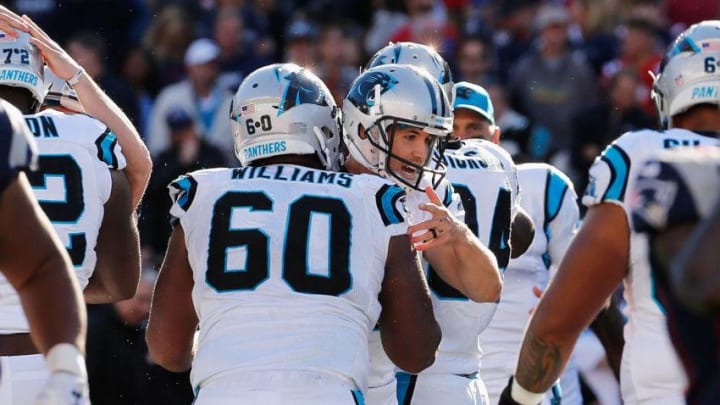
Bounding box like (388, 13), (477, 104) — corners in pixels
(516, 330), (564, 392)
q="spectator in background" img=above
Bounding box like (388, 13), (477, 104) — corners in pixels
(601, 17), (664, 117)
(67, 31), (141, 129)
(493, 0), (538, 84)
(364, 0), (408, 55)
(389, 0), (459, 52)
(487, 83), (531, 162)
(284, 19), (319, 66)
(567, 0), (619, 76)
(315, 24), (358, 103)
(147, 38), (234, 159)
(508, 3), (598, 162)
(122, 45), (160, 140)
(141, 108), (226, 260)
(455, 35), (498, 87)
(87, 269), (194, 405)
(212, 5), (272, 92)
(141, 5), (195, 88)
(571, 69), (655, 193)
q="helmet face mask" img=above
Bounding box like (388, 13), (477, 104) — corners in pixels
(230, 63), (341, 169)
(652, 20), (720, 128)
(42, 66), (84, 113)
(343, 64), (452, 191)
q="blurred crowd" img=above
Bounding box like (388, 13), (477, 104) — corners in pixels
(7, 0), (719, 403)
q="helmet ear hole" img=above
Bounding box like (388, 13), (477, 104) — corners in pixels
(358, 124), (367, 140)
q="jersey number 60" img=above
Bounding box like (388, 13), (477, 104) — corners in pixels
(206, 191), (351, 296)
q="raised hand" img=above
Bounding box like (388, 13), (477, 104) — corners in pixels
(407, 186), (464, 252)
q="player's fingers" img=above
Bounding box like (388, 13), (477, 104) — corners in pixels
(0, 7), (28, 32)
(532, 285), (543, 299)
(417, 202), (443, 216)
(22, 14), (54, 48)
(409, 230), (434, 245)
(407, 218), (443, 235)
(414, 233), (450, 252)
(424, 186), (442, 205)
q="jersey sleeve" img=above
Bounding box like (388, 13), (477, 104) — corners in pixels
(545, 167), (580, 267)
(94, 128), (127, 170)
(0, 101), (36, 194)
(168, 174), (199, 223)
(374, 182), (408, 236)
(442, 180), (466, 222)
(582, 141), (632, 209)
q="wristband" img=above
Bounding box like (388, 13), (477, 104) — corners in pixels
(45, 343), (86, 377)
(66, 67), (85, 88)
(510, 377), (545, 405)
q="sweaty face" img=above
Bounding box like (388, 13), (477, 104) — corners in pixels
(388, 124), (435, 182)
(453, 108), (494, 141)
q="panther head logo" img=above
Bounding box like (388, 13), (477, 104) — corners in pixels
(346, 71), (398, 113)
(277, 69), (329, 116)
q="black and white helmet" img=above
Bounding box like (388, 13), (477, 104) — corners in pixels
(230, 63), (341, 169)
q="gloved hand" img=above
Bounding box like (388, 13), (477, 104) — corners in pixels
(498, 377), (543, 405)
(34, 343), (89, 405)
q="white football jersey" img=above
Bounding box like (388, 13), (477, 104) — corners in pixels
(582, 128), (719, 403)
(368, 142), (513, 403)
(469, 138), (520, 218)
(168, 165), (409, 393)
(367, 173), (477, 399)
(480, 163), (581, 405)
(0, 109), (126, 333)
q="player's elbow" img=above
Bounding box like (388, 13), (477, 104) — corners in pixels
(464, 264), (502, 303)
(146, 336), (191, 373)
(392, 325), (441, 373)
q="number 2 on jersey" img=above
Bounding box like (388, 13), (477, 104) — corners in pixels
(26, 155), (87, 267)
(206, 191), (351, 296)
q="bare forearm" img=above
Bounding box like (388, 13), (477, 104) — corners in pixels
(453, 229), (501, 302)
(18, 253), (86, 354)
(515, 329), (567, 392)
(73, 73), (152, 208)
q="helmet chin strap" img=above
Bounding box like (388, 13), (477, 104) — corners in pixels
(312, 126), (330, 169)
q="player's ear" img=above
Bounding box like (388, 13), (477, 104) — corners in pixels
(492, 125), (501, 145)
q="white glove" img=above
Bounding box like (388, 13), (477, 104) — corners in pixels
(34, 343), (90, 405)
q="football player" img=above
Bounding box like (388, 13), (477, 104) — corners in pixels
(146, 63), (441, 405)
(367, 42), (534, 258)
(500, 20), (720, 405)
(450, 81), (584, 405)
(0, 96), (88, 405)
(630, 146), (720, 405)
(342, 62), (503, 405)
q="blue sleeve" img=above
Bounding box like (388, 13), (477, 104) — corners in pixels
(598, 144), (631, 202)
(168, 174), (198, 224)
(94, 129), (120, 169)
(375, 183), (406, 226)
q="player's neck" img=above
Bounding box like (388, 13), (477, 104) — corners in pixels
(344, 156), (373, 175)
(673, 107), (720, 133)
